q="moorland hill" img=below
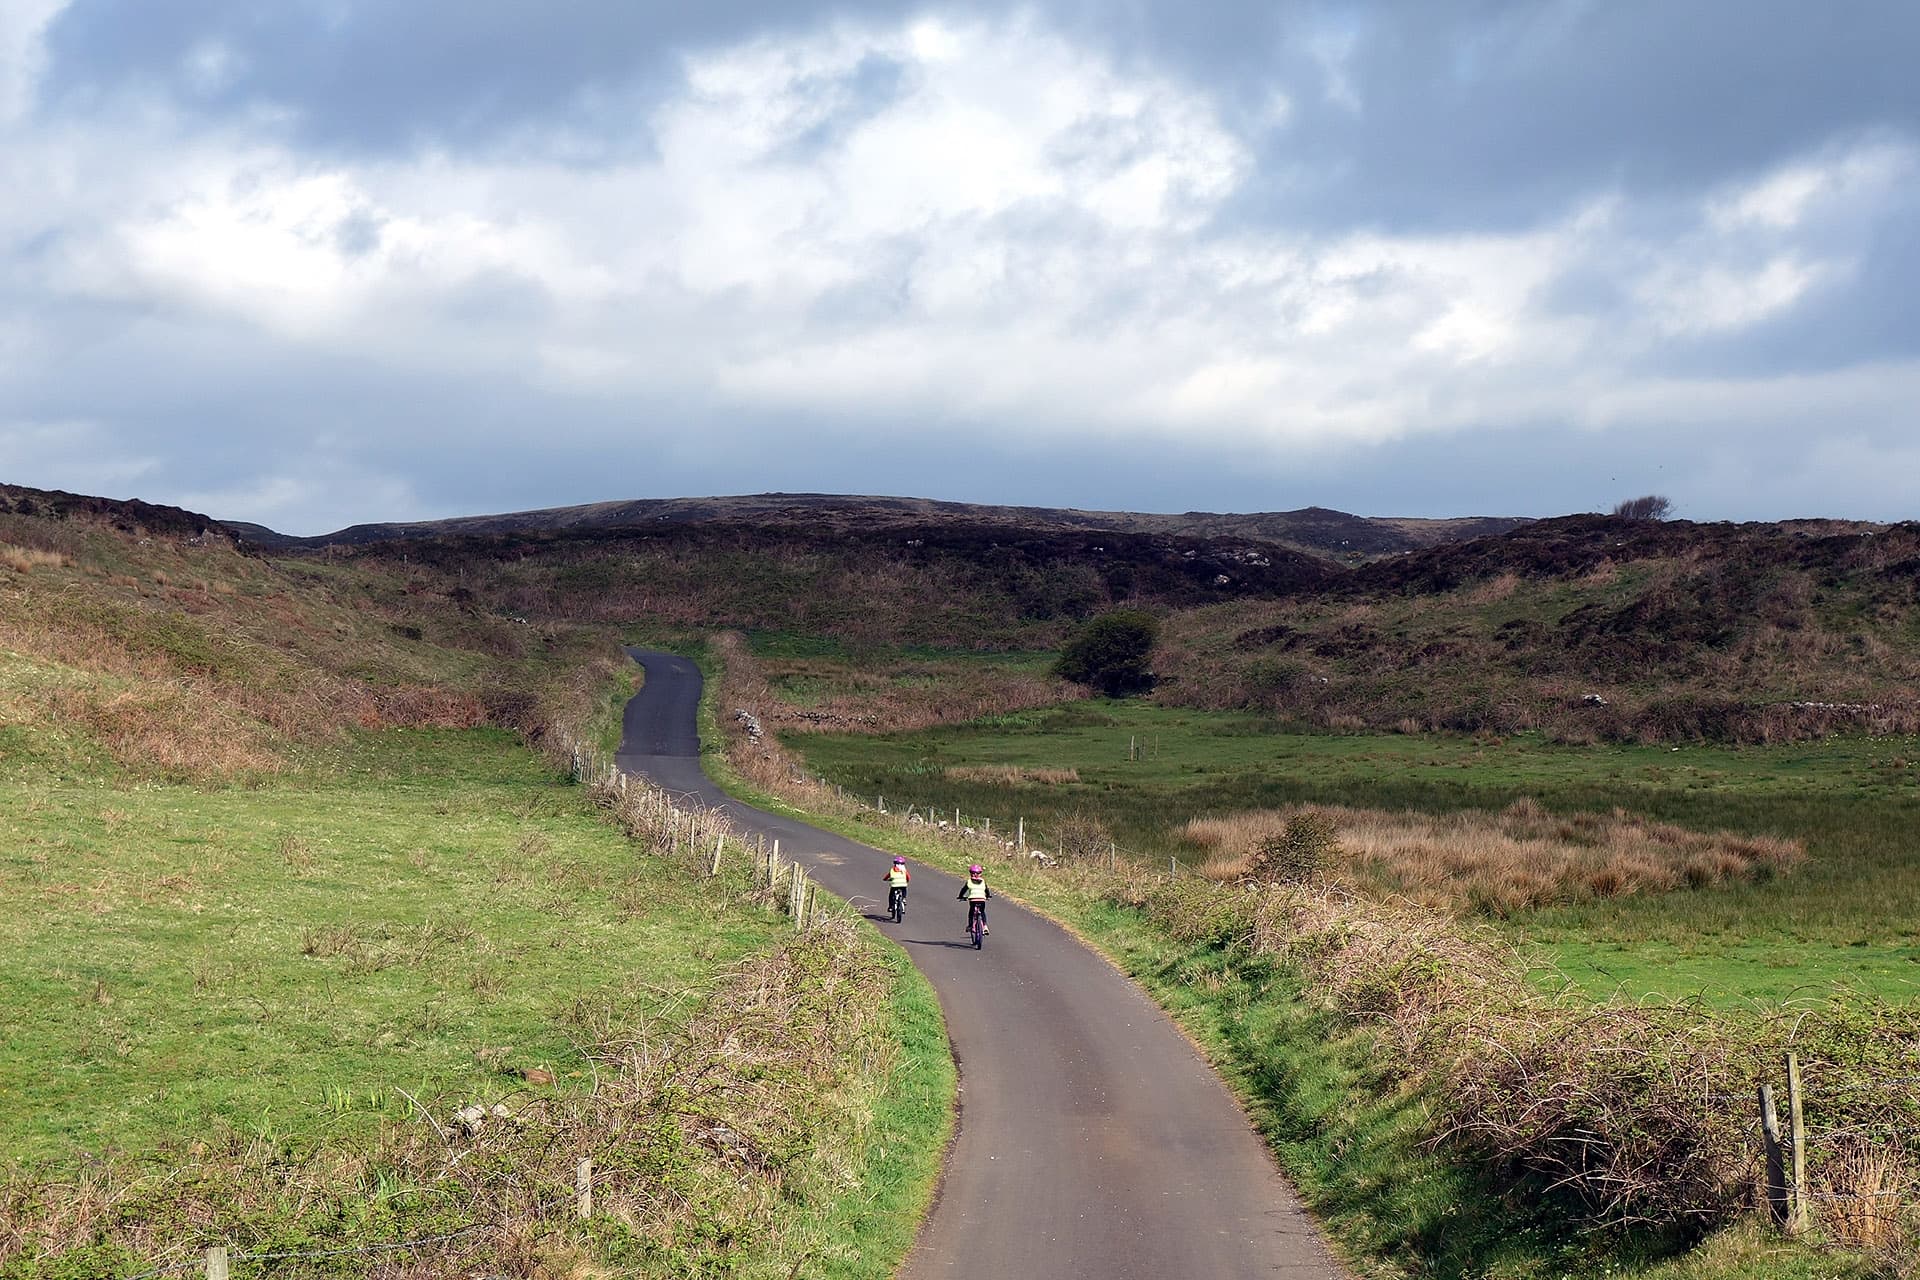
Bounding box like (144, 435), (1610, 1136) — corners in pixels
(224, 491), (1528, 563)
(1168, 513), (1920, 742)
(9, 480), (1917, 743)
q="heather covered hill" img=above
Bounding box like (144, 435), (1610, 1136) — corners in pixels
(1162, 514), (1920, 742)
(233, 492), (1526, 564)
(321, 514), (1338, 649)
(1, 481), (238, 542)
(18, 479), (1920, 745)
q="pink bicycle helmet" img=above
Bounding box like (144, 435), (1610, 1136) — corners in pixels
(893, 856), (906, 865)
(968, 864), (983, 875)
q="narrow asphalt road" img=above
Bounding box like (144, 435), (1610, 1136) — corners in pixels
(616, 650), (1347, 1280)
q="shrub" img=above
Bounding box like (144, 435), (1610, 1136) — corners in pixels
(1054, 610), (1159, 696)
(1050, 810), (1113, 862)
(1611, 494), (1674, 520)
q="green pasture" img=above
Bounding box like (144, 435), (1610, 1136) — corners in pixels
(793, 700), (1920, 1003)
(0, 728), (777, 1166)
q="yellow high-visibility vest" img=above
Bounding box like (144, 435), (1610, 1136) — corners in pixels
(962, 879), (988, 901)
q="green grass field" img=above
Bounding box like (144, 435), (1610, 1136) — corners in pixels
(792, 699), (1920, 1003)
(0, 727), (776, 1165)
(2, 721), (956, 1278)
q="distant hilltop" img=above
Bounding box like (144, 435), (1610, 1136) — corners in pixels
(219, 492), (1533, 565)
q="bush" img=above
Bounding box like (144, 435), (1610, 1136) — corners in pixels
(1050, 810), (1113, 862)
(1054, 610), (1159, 696)
(1250, 812), (1339, 884)
(1611, 494), (1673, 520)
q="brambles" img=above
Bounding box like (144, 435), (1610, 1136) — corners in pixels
(1103, 871), (1920, 1238)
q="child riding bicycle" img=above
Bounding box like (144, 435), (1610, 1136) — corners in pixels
(957, 864), (991, 936)
(882, 856), (910, 920)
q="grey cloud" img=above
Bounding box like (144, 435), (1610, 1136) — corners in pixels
(40, 0), (932, 154)
(38, 1), (1920, 225)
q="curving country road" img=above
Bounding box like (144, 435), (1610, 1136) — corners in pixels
(616, 650), (1346, 1279)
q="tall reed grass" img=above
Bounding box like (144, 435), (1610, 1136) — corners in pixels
(1183, 798), (1803, 914)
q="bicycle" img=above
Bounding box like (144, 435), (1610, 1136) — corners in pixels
(888, 885), (907, 923)
(967, 900), (986, 950)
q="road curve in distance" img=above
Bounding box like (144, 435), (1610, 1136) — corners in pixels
(616, 649), (1348, 1280)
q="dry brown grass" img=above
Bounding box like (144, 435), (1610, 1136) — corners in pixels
(0, 544), (68, 574)
(1815, 1137), (1917, 1257)
(1182, 798), (1803, 914)
(944, 764), (1080, 786)
(1466, 571), (1521, 603)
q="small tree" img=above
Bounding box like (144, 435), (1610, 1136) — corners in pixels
(1611, 495), (1673, 521)
(1055, 610), (1159, 696)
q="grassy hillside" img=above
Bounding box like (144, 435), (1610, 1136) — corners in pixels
(0, 495), (951, 1278)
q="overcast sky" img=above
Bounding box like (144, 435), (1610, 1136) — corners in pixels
(2, 1), (1916, 533)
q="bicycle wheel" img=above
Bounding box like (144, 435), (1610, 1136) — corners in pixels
(971, 908), (984, 949)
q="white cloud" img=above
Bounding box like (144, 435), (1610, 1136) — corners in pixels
(1708, 139), (1915, 232)
(0, 0), (68, 124)
(1635, 255), (1834, 336)
(5, 10), (1917, 521)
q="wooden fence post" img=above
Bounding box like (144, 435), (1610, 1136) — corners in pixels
(1786, 1052), (1808, 1235)
(1110, 841), (1117, 871)
(709, 836), (723, 878)
(1016, 818), (1024, 853)
(1759, 1083), (1789, 1228)
(206, 1246), (230, 1280)
(577, 1156), (593, 1219)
